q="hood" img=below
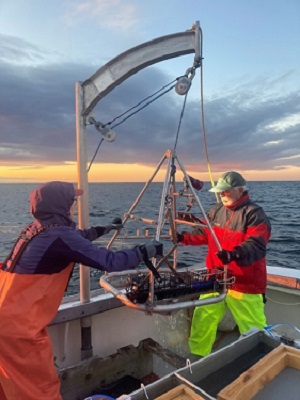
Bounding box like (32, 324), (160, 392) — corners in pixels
(30, 181), (78, 226)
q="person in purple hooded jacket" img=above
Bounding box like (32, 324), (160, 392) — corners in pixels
(0, 181), (162, 400)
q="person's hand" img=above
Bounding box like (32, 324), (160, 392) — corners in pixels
(111, 217), (122, 225)
(176, 232), (184, 243)
(138, 240), (163, 259)
(216, 249), (236, 264)
(103, 218), (123, 234)
(103, 224), (122, 234)
(137, 240), (163, 282)
(95, 217), (123, 237)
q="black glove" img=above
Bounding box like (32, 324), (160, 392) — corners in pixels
(103, 223), (122, 234)
(176, 232), (184, 243)
(138, 240), (163, 260)
(216, 249), (237, 264)
(111, 217), (122, 225)
(95, 217), (123, 237)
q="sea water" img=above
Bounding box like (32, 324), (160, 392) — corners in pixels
(0, 181), (299, 295)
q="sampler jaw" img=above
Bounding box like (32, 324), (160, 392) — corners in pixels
(100, 267), (235, 315)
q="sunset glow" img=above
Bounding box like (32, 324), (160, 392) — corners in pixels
(0, 163), (298, 184)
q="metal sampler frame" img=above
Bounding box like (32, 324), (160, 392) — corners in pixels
(100, 149), (233, 314)
(76, 22), (203, 304)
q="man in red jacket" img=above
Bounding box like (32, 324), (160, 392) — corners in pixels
(177, 171), (271, 357)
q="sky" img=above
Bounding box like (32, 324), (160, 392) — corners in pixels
(0, 0), (299, 183)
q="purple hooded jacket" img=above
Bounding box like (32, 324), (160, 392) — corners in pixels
(4, 181), (142, 274)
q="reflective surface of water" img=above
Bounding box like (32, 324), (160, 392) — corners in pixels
(1, 181), (299, 294)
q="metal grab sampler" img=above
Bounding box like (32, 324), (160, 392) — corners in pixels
(100, 149), (234, 314)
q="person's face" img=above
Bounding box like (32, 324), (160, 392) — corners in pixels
(219, 187), (244, 206)
(69, 198), (77, 220)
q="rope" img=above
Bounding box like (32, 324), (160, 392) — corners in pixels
(87, 138), (104, 172)
(110, 84), (176, 129)
(197, 31), (219, 202)
(104, 79), (177, 128)
(87, 59), (214, 187)
(87, 79), (178, 172)
(265, 294), (300, 306)
(173, 91), (189, 152)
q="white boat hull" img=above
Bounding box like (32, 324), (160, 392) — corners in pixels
(48, 266), (300, 399)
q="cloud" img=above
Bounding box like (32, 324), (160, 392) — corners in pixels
(63, 0), (138, 31)
(0, 34), (57, 65)
(0, 34), (299, 175)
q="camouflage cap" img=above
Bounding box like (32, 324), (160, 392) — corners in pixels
(209, 171), (246, 193)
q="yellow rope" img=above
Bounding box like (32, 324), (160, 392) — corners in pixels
(199, 61), (219, 202)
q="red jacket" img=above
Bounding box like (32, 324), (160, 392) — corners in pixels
(180, 192), (271, 294)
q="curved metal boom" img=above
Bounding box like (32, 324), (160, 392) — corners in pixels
(81, 23), (201, 116)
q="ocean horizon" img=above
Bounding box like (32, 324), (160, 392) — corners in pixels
(1, 181), (299, 295)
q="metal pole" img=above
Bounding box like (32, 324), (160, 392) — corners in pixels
(75, 82), (91, 302)
(75, 82), (93, 359)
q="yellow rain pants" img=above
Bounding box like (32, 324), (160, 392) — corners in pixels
(0, 265), (73, 400)
(189, 289), (267, 356)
